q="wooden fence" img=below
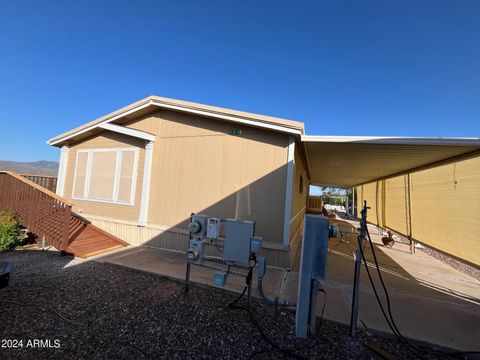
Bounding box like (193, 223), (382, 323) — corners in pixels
(0, 171), (72, 251)
(20, 174), (57, 193)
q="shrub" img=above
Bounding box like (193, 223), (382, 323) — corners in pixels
(0, 210), (23, 252)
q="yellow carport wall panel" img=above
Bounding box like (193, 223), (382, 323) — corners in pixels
(384, 176), (409, 236)
(410, 156), (480, 266)
(360, 182), (379, 226)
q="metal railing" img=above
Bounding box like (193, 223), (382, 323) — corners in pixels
(20, 174), (57, 193)
(0, 171), (72, 251)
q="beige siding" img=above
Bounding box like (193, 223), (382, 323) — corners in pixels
(125, 109), (289, 246)
(289, 143), (309, 264)
(291, 143), (308, 232)
(87, 214), (291, 268)
(63, 132), (145, 221)
(61, 109), (291, 265)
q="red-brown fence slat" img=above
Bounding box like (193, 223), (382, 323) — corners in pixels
(0, 171), (72, 251)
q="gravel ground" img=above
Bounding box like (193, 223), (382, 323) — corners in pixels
(0, 250), (466, 360)
(417, 246), (480, 281)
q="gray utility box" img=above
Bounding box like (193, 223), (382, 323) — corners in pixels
(295, 215), (332, 338)
(224, 219), (255, 264)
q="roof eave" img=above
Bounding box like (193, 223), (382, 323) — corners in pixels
(48, 97), (304, 147)
(301, 135), (480, 147)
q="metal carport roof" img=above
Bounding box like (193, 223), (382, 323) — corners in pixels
(302, 136), (480, 187)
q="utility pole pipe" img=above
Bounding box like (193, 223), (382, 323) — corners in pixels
(350, 201), (369, 337)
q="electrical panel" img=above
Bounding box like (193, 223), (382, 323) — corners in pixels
(186, 214), (262, 290)
(224, 219), (255, 264)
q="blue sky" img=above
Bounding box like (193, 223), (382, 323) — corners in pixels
(0, 0), (479, 162)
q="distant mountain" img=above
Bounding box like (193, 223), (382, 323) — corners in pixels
(0, 160), (59, 176)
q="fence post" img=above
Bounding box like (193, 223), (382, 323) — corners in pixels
(61, 205), (72, 250)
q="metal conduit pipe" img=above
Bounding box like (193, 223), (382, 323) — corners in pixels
(256, 256), (296, 308)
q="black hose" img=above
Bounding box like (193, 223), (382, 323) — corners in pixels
(227, 265), (307, 360)
(228, 285), (248, 308)
(358, 235), (426, 359)
(229, 293), (308, 360)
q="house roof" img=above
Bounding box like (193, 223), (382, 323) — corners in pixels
(47, 96), (304, 146)
(48, 97), (480, 188)
(302, 135), (480, 187)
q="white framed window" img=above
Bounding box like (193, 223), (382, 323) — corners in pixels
(72, 148), (139, 205)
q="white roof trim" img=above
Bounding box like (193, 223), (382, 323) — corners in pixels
(152, 100), (303, 136)
(48, 99), (302, 146)
(301, 135), (480, 146)
(48, 101), (154, 146)
(99, 123), (156, 142)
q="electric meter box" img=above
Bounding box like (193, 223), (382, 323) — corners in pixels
(206, 218), (221, 239)
(188, 239), (205, 265)
(189, 214), (208, 238)
(224, 219), (255, 264)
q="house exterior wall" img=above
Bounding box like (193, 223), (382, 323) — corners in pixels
(289, 142), (309, 265)
(126, 109), (289, 240)
(61, 109), (293, 267)
(63, 132), (146, 221)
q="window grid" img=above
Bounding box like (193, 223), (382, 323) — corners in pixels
(72, 148), (139, 206)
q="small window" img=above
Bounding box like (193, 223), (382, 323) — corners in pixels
(72, 148), (138, 205)
(299, 174), (304, 194)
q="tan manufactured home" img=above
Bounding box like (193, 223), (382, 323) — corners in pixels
(48, 96), (309, 267)
(48, 96), (480, 267)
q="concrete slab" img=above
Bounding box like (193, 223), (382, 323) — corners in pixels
(93, 222), (480, 352)
(285, 219), (480, 351)
(96, 246), (288, 302)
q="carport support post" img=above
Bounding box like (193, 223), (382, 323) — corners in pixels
(345, 193), (349, 216)
(352, 187), (355, 217)
(350, 201), (369, 337)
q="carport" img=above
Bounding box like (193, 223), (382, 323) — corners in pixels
(301, 135), (480, 266)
